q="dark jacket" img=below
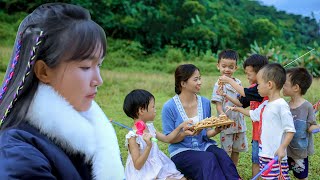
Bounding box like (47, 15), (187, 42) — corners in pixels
(0, 84), (124, 180)
(0, 123), (91, 179)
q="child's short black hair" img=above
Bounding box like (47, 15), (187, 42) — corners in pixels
(260, 63), (286, 90)
(286, 67), (312, 95)
(243, 54), (269, 73)
(123, 89), (154, 119)
(218, 49), (238, 63)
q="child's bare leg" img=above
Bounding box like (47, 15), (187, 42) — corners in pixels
(231, 151), (239, 166)
(252, 163), (260, 179)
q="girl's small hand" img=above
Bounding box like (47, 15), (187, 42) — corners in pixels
(142, 133), (153, 147)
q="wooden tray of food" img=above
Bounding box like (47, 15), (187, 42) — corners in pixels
(191, 115), (234, 132)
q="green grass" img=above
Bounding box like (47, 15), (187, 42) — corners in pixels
(96, 69), (320, 179)
(0, 46), (320, 178)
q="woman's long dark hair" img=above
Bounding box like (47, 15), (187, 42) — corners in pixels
(0, 3), (107, 130)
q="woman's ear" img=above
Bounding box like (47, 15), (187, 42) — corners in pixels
(34, 60), (50, 83)
(181, 81), (186, 88)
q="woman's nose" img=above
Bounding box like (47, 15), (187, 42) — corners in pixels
(91, 70), (103, 87)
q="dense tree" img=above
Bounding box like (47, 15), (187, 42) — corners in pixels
(1, 0), (319, 54)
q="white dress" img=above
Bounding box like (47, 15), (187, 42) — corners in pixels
(125, 123), (184, 180)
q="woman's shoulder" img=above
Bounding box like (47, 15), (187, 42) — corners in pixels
(162, 98), (176, 109)
(0, 124), (39, 145)
(199, 96), (210, 104)
(0, 124), (49, 159)
(163, 97), (174, 105)
(0, 124), (69, 178)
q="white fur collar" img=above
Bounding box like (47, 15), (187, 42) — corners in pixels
(26, 83), (124, 180)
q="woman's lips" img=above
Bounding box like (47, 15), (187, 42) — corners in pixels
(86, 92), (96, 99)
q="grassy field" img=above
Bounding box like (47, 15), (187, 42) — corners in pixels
(0, 45), (320, 179)
(95, 70), (320, 179)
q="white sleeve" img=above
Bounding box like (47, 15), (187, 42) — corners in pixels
(281, 105), (296, 133)
(249, 101), (267, 121)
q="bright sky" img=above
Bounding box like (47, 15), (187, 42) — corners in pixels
(258, 0), (320, 21)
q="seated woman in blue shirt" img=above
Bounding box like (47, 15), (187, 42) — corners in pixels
(161, 64), (241, 180)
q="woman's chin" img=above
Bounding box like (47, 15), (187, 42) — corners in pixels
(76, 102), (92, 112)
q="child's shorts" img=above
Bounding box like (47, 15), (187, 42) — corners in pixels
(251, 140), (259, 164)
(259, 156), (290, 180)
(288, 156), (309, 179)
(220, 132), (248, 153)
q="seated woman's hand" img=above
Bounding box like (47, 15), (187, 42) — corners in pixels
(181, 120), (193, 130)
(182, 125), (202, 136)
(184, 129), (197, 136)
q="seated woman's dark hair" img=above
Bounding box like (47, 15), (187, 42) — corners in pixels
(175, 64), (200, 94)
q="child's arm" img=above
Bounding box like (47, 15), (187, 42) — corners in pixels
(223, 93), (243, 107)
(206, 126), (228, 138)
(275, 132), (294, 160)
(215, 102), (225, 115)
(128, 134), (153, 170)
(276, 105), (296, 160)
(219, 75), (245, 97)
(164, 129), (196, 144)
(307, 102), (319, 133)
(156, 120), (193, 143)
(211, 80), (225, 115)
(308, 124), (320, 133)
(228, 106), (250, 117)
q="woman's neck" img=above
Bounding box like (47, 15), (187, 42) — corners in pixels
(179, 91), (196, 104)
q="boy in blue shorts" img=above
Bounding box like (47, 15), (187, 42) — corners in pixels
(283, 67), (320, 180)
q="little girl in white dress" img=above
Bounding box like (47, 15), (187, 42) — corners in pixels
(123, 89), (191, 180)
(125, 123), (185, 180)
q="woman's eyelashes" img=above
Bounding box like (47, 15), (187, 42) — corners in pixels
(80, 66), (90, 70)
